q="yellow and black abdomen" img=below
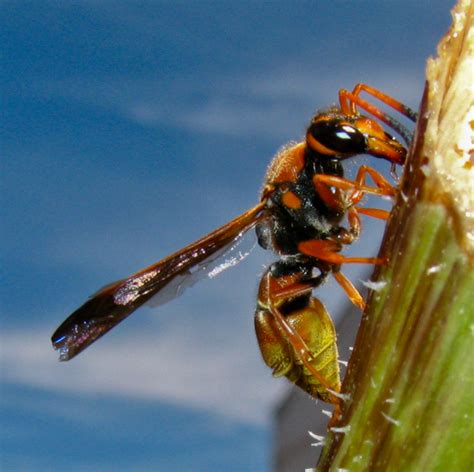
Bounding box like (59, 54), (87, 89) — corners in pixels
(254, 268), (341, 402)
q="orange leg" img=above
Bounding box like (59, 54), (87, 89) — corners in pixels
(313, 174), (396, 199)
(313, 166), (393, 244)
(345, 166), (393, 223)
(333, 206), (388, 246)
(356, 207), (390, 220)
(311, 179), (364, 245)
(297, 239), (384, 311)
(347, 207), (361, 230)
(338, 84), (416, 146)
(298, 239), (386, 266)
(349, 164), (396, 204)
(314, 164), (396, 205)
(313, 178), (347, 213)
(339, 89), (399, 131)
(333, 271), (366, 310)
(331, 207), (361, 245)
(353, 84), (417, 121)
(339, 83), (416, 125)
(271, 281), (315, 301)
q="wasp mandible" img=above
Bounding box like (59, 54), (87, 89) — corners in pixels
(52, 84), (416, 416)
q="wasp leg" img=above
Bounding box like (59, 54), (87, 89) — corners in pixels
(313, 164), (395, 209)
(333, 270), (365, 310)
(297, 239), (385, 310)
(338, 87), (415, 146)
(311, 173), (348, 212)
(298, 239), (386, 266)
(331, 204), (389, 251)
(315, 166), (393, 245)
(313, 164), (396, 240)
(313, 172), (396, 200)
(350, 165), (396, 204)
(255, 266), (342, 406)
(340, 206), (361, 244)
(339, 89), (404, 130)
(355, 207), (390, 220)
(348, 83), (417, 122)
(339, 84), (416, 143)
(341, 166), (393, 236)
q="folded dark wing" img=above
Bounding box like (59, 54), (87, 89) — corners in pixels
(51, 203), (266, 361)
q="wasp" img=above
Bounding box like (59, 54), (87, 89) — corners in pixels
(52, 84), (416, 419)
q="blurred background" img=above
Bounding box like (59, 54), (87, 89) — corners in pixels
(2, 1), (451, 470)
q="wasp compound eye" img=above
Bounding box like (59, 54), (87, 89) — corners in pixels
(307, 119), (367, 156)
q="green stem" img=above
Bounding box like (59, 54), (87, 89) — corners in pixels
(317, 1), (474, 469)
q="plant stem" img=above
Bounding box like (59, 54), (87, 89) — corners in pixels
(317, 1), (474, 470)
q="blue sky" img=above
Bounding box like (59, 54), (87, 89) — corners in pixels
(2, 1), (451, 471)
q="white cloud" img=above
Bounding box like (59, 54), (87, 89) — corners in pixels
(118, 67), (424, 138)
(1, 321), (287, 426)
(25, 62), (423, 140)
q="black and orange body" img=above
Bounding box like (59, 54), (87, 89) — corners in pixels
(51, 84), (416, 422)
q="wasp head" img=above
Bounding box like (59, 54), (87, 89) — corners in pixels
(306, 112), (407, 165)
